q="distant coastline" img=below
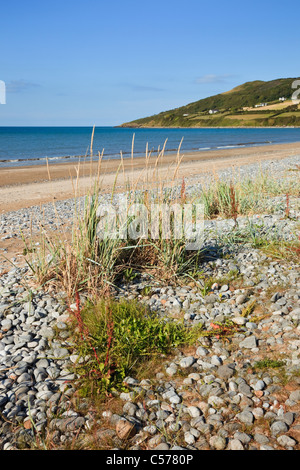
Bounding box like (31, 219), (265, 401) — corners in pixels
(118, 125), (300, 129)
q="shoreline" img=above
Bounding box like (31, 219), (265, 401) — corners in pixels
(0, 140), (300, 214)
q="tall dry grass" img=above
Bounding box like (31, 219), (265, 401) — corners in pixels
(22, 133), (202, 300)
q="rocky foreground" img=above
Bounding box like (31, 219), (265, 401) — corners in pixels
(0, 155), (299, 451)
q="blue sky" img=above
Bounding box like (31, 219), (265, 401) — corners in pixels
(1, 0), (300, 126)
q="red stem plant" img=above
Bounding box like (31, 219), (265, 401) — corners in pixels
(285, 193), (290, 219)
(229, 181), (239, 225)
(180, 177), (186, 204)
(69, 291), (115, 385)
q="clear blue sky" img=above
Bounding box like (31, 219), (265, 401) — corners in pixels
(1, 0), (299, 126)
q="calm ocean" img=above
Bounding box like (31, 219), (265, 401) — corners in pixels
(1, 127), (300, 168)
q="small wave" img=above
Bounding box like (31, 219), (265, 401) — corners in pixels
(216, 145), (238, 149)
(0, 154), (80, 164)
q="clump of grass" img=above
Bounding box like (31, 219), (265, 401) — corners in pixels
(71, 297), (202, 397)
(217, 219), (300, 262)
(241, 299), (256, 318)
(23, 137), (206, 298)
(196, 170), (299, 220)
(22, 188), (125, 299)
(190, 267), (240, 296)
(253, 359), (286, 370)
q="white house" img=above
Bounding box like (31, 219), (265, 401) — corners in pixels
(209, 109), (219, 114)
(254, 103), (268, 108)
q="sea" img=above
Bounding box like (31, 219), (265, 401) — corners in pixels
(1, 126), (300, 168)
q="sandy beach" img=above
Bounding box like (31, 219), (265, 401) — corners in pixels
(0, 141), (300, 214)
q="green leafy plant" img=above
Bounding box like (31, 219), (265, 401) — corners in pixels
(123, 268), (138, 284)
(71, 298), (202, 396)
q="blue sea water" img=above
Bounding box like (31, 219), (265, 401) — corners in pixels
(1, 126), (300, 168)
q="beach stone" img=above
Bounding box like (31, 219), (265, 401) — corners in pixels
(123, 402), (138, 416)
(281, 412), (295, 426)
(148, 435), (166, 449)
(52, 347), (69, 358)
(253, 380), (265, 391)
(239, 335), (258, 349)
(254, 433), (269, 445)
(169, 394), (181, 405)
(228, 438), (244, 450)
(155, 443), (170, 450)
(211, 355), (222, 366)
(39, 326), (55, 340)
(204, 294), (218, 304)
(187, 406), (202, 418)
(166, 364), (178, 376)
(252, 408), (264, 419)
(209, 435), (227, 450)
(236, 294), (247, 305)
(277, 435), (297, 447)
(232, 317), (247, 325)
(184, 432), (196, 445)
(260, 444), (275, 450)
(216, 364), (235, 379)
(207, 396), (225, 408)
(234, 431), (252, 445)
(196, 346), (209, 357)
(270, 421), (289, 436)
(116, 419), (137, 440)
(289, 390), (300, 402)
(239, 382), (253, 397)
(1, 319), (12, 331)
(120, 392), (135, 401)
(236, 410), (254, 425)
(163, 389), (182, 404)
(179, 356), (195, 368)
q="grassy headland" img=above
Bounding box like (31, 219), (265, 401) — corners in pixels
(120, 77), (300, 128)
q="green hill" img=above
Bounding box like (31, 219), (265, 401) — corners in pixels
(120, 78), (300, 128)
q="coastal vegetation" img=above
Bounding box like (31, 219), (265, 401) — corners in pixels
(21, 137), (300, 399)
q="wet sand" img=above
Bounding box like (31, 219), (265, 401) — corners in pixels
(0, 141), (300, 213)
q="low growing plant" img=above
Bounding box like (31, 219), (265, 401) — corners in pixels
(71, 297), (202, 396)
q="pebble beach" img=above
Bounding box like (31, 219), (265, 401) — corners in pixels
(0, 149), (299, 451)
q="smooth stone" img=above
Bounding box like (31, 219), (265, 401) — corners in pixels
(270, 421), (289, 436)
(116, 419), (137, 440)
(216, 365), (235, 379)
(179, 356), (195, 368)
(277, 435), (297, 447)
(229, 438), (244, 450)
(209, 435), (227, 450)
(254, 380), (265, 391)
(187, 406), (202, 418)
(239, 335), (258, 349)
(236, 294), (247, 305)
(236, 410), (254, 425)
